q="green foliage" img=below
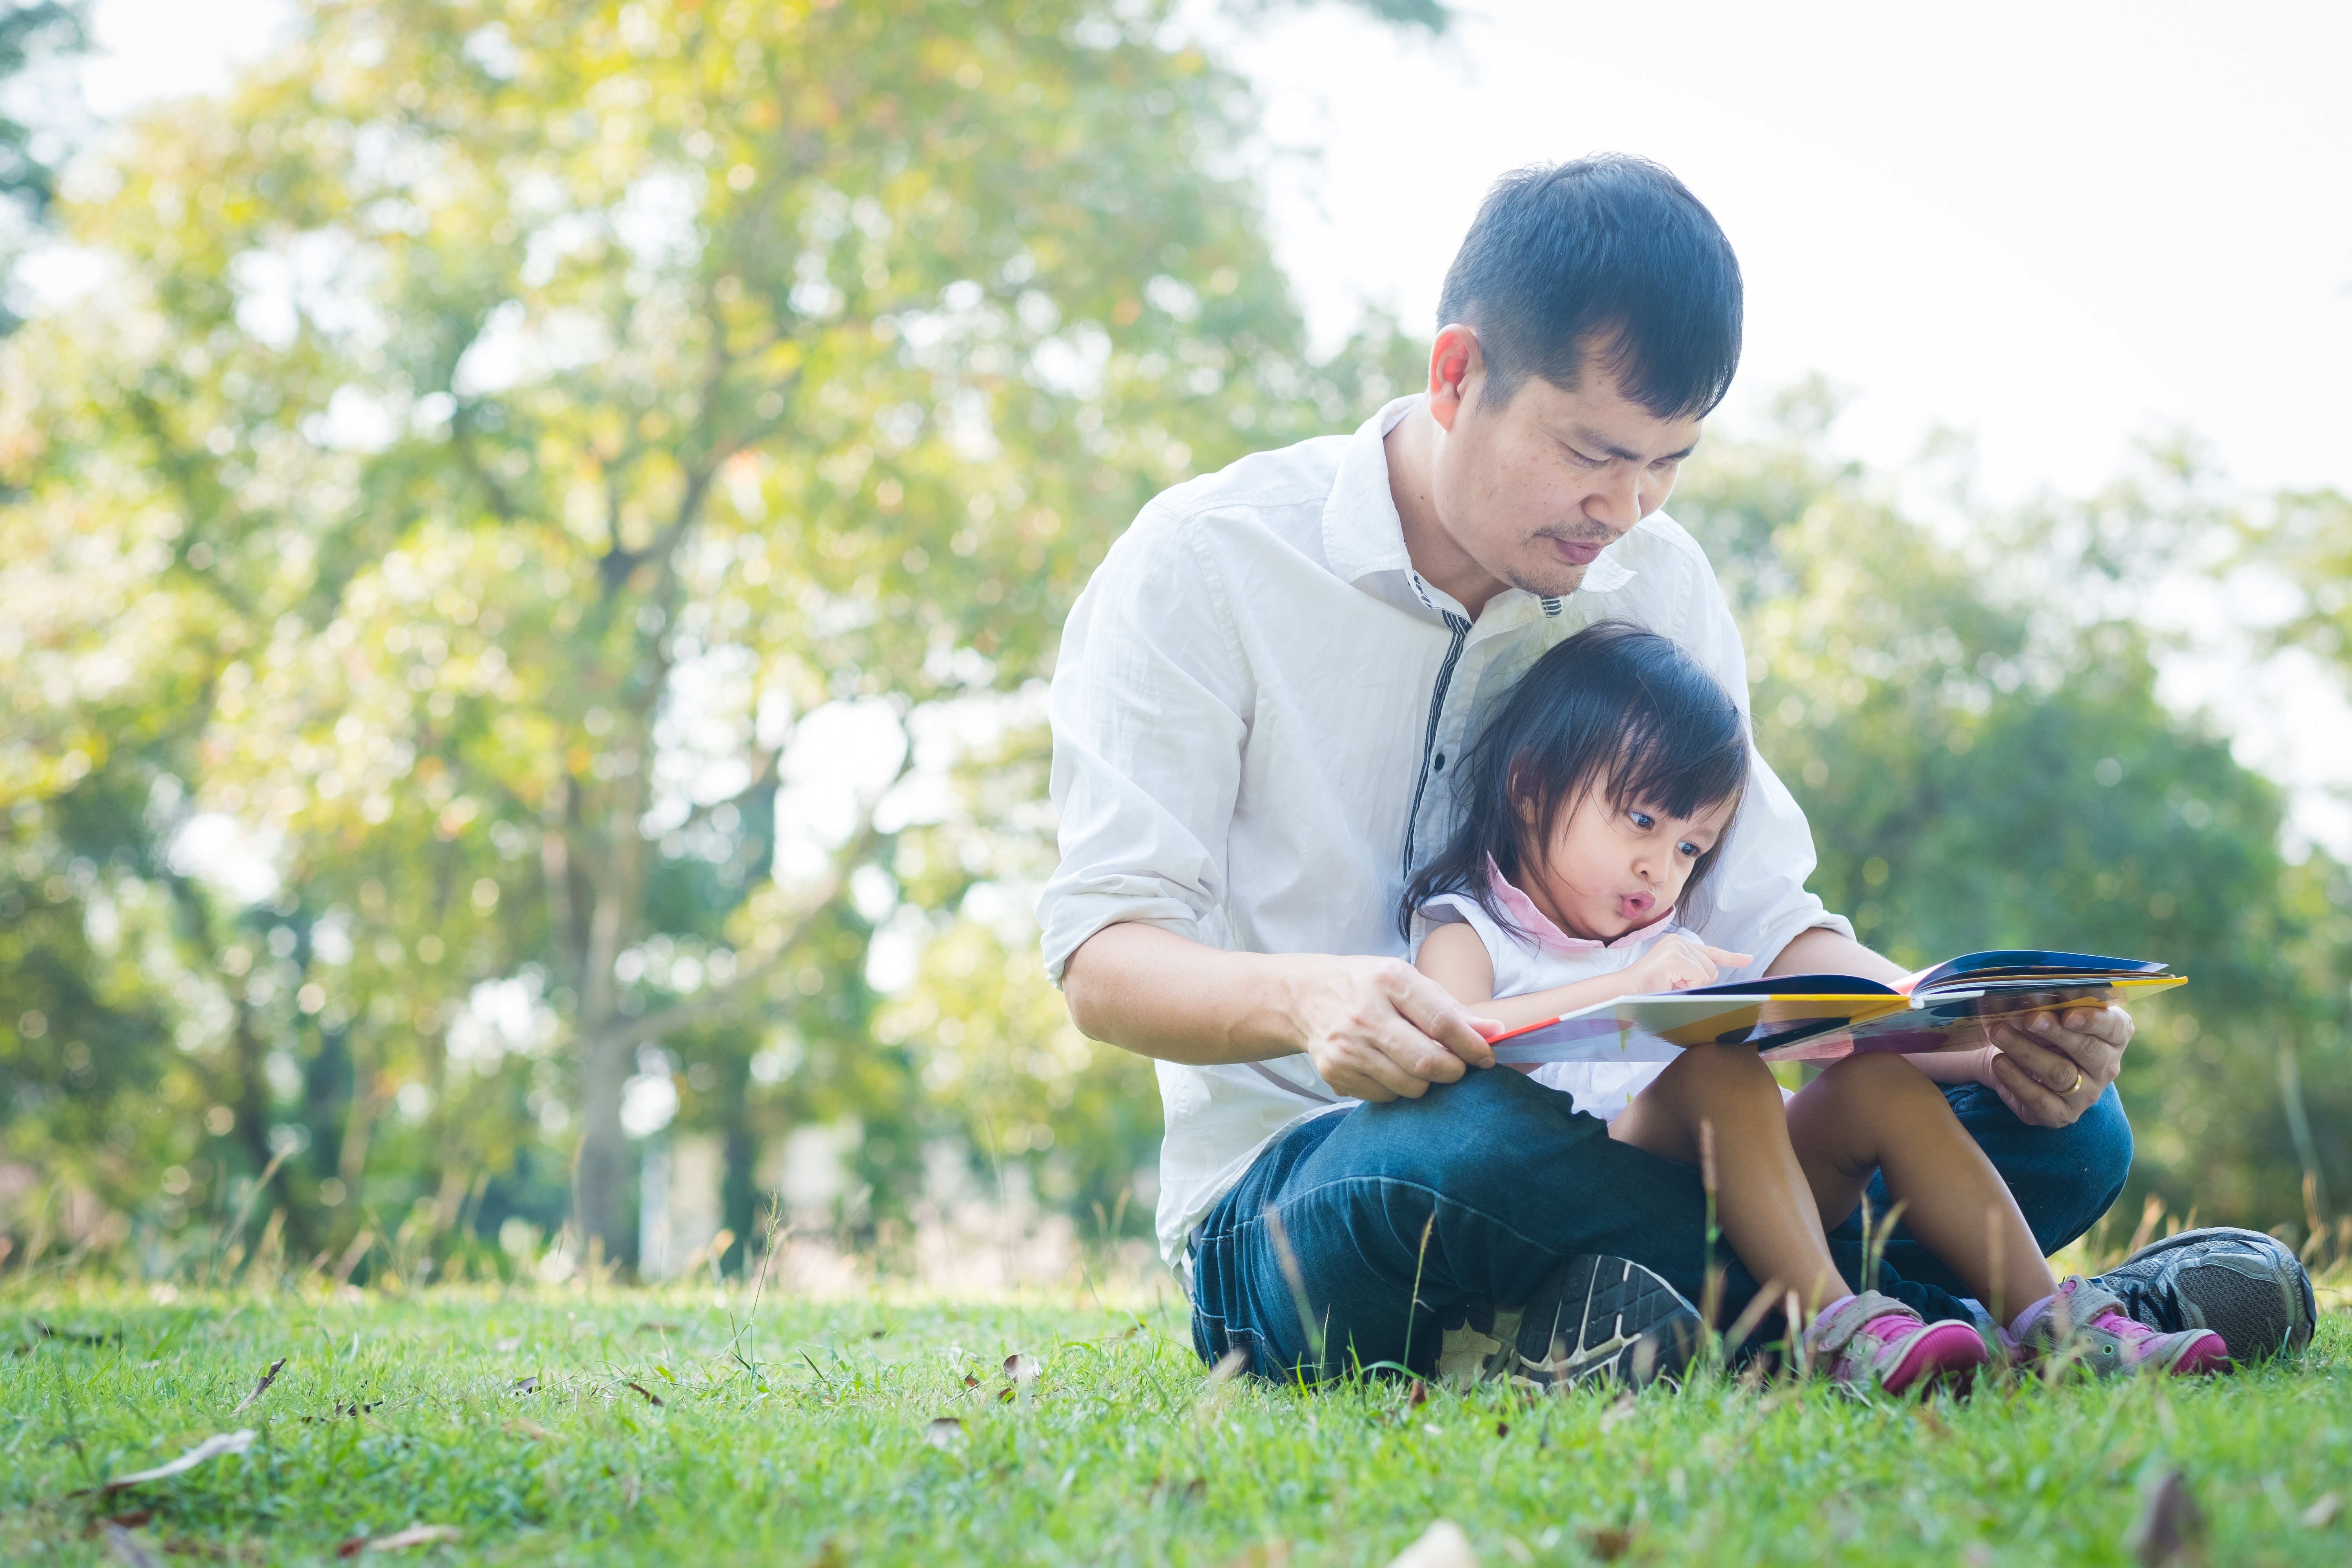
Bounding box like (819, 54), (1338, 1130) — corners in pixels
(0, 0), (83, 334)
(0, 1290), (2347, 1564)
(0, 0), (1425, 1271)
(2245, 487), (2352, 676)
(0, 2), (80, 211)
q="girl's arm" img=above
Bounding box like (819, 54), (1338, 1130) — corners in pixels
(1416, 924), (1753, 1032)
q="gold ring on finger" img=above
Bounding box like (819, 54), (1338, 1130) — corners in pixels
(2067, 1067), (2085, 1095)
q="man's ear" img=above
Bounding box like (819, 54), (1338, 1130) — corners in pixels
(1427, 324), (1482, 434)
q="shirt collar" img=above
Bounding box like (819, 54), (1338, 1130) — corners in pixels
(1485, 853), (1675, 953)
(1323, 394), (1642, 606)
(1322, 395), (1421, 585)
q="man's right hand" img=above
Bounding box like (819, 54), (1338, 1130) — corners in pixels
(1287, 955), (1501, 1102)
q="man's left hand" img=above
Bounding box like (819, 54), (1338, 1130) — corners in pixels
(1975, 1002), (2132, 1128)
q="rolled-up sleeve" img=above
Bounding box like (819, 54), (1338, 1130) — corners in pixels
(1667, 540), (1855, 976)
(1040, 508), (1253, 984)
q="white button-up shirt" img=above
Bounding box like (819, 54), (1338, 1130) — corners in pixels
(1042, 395), (1852, 1262)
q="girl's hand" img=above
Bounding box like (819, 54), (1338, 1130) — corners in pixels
(1626, 935), (1753, 994)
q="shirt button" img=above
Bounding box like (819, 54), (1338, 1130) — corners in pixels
(1434, 753), (1446, 772)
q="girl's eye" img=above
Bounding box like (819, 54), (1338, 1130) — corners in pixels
(1678, 842), (1702, 859)
(1627, 809), (1655, 830)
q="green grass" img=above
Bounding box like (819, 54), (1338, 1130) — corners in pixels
(3, 1285), (2348, 1566)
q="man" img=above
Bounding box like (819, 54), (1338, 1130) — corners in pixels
(1042, 156), (2312, 1381)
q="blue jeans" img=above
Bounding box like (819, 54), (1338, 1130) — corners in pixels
(1187, 1064), (2132, 1379)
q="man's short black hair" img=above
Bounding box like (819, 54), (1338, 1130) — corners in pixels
(1436, 155), (1742, 419)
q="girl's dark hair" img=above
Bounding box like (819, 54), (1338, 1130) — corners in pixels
(1399, 621), (1749, 941)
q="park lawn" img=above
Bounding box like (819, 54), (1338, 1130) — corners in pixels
(2, 1285), (2347, 1566)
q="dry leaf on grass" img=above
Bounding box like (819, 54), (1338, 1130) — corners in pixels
(2303, 1493), (2342, 1528)
(1583, 1524), (1641, 1563)
(2127, 1470), (2205, 1567)
(1205, 1348), (1248, 1385)
(503, 1417), (556, 1442)
(301, 1400), (383, 1425)
(89, 1430), (257, 1494)
(633, 1322), (682, 1335)
(923, 1417), (967, 1451)
(1407, 1380), (1429, 1409)
(1217, 1544), (1291, 1568)
(622, 1381), (664, 1407)
(101, 1523), (163, 1568)
(336, 1524), (462, 1556)
(231, 1358), (287, 1416)
(1598, 1392), (1639, 1434)
(1385, 1520), (1477, 1568)
(1147, 1476), (1208, 1508)
(960, 1374), (980, 1390)
(1002, 1353), (1040, 1385)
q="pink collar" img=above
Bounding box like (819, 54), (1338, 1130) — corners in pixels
(1486, 853), (1676, 953)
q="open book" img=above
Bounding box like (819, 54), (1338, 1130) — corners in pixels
(1485, 950), (2185, 1066)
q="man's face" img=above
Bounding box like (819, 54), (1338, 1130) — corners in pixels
(1427, 332), (1703, 600)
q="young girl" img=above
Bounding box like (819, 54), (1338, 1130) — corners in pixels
(1406, 621), (2228, 1390)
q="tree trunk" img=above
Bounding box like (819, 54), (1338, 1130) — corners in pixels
(719, 1048), (757, 1276)
(575, 1029), (636, 1265)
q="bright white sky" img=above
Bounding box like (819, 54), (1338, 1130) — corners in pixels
(1220, 1), (2352, 505)
(67, 0), (2352, 852)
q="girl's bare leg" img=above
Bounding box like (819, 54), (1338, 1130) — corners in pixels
(1609, 1044), (1845, 1318)
(1784, 1053), (2060, 1323)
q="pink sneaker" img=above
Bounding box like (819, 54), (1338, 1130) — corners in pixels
(2007, 1277), (2230, 1376)
(1803, 1292), (1991, 1394)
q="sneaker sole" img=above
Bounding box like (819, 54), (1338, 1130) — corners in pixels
(1510, 1255), (1702, 1391)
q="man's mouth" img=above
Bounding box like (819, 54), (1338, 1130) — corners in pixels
(1551, 538), (1606, 567)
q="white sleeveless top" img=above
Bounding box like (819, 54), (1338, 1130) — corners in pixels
(1410, 857), (1683, 1123)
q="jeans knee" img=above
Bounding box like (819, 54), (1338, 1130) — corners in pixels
(2071, 1084), (2134, 1194)
(1344, 1066), (1599, 1196)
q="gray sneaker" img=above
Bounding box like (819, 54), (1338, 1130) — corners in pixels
(1436, 1254), (1703, 1391)
(2092, 1227), (2316, 1361)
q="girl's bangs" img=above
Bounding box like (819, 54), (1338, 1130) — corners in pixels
(1605, 712), (1747, 819)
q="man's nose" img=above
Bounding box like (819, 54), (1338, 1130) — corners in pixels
(1584, 463), (1644, 531)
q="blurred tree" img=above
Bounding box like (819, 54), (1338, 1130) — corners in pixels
(0, 0), (83, 330)
(8, 2), (2342, 1274)
(0, 0), (1425, 1268)
(2243, 486), (2352, 680)
(2232, 484), (2352, 1216)
(1676, 400), (2352, 1227)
